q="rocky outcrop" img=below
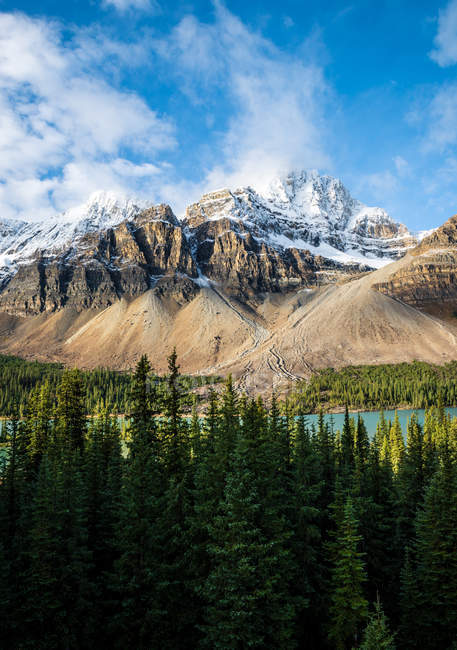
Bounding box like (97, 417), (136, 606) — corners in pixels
(373, 215), (457, 316)
(186, 215), (362, 298)
(0, 204), (197, 316)
(185, 172), (419, 263)
(0, 171), (428, 317)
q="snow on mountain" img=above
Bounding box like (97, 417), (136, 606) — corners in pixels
(0, 171), (428, 288)
(0, 191), (152, 283)
(186, 170), (420, 268)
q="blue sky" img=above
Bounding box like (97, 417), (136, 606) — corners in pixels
(0, 0), (456, 229)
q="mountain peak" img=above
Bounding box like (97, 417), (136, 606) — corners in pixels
(186, 169), (417, 268)
(58, 190), (152, 228)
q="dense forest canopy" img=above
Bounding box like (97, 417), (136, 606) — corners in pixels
(3, 354), (457, 418)
(0, 353), (220, 416)
(289, 360), (457, 412)
(0, 353), (456, 648)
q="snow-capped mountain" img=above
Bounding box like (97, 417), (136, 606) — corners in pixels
(185, 170), (419, 268)
(0, 191), (152, 284)
(1, 170), (455, 389)
(0, 170), (424, 295)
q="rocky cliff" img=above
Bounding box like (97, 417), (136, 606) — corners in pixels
(0, 169), (449, 392)
(0, 171), (418, 316)
(373, 214), (457, 317)
(0, 203), (198, 317)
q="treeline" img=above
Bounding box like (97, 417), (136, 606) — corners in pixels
(290, 360), (457, 412)
(0, 353), (220, 415)
(1, 355), (456, 648)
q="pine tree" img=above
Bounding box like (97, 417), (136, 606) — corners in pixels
(360, 596), (396, 649)
(55, 368), (87, 451)
(412, 448), (457, 648)
(292, 415), (325, 647)
(215, 374), (239, 474)
(354, 415), (369, 468)
(83, 409), (124, 644)
(328, 496), (368, 649)
(188, 391), (222, 643)
(25, 381), (53, 475)
(0, 408), (29, 647)
(395, 414), (425, 553)
(128, 354), (157, 452)
(340, 405), (354, 475)
(389, 411), (405, 473)
(316, 408), (335, 518)
(158, 350), (195, 646)
(374, 410), (389, 451)
(361, 436), (397, 615)
(22, 445), (92, 649)
(398, 547), (421, 649)
(202, 401), (296, 648)
(114, 399), (165, 647)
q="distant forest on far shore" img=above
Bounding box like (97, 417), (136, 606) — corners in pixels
(2, 354), (457, 417)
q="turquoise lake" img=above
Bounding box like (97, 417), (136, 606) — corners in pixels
(1, 406), (457, 442)
(303, 407), (457, 436)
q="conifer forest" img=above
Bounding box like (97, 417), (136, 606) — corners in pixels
(1, 353), (457, 649)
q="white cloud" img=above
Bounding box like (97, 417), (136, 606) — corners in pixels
(0, 5), (332, 221)
(102, 0), (159, 14)
(393, 155), (411, 177)
(357, 171), (399, 202)
(155, 3), (330, 197)
(430, 0), (457, 67)
(421, 83), (457, 152)
(0, 12), (174, 220)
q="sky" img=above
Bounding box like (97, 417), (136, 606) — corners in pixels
(0, 0), (456, 230)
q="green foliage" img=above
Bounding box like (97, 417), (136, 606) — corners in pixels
(289, 360), (457, 411)
(328, 496), (368, 649)
(0, 356), (456, 648)
(412, 454), (457, 648)
(360, 597), (396, 649)
(0, 352), (221, 416)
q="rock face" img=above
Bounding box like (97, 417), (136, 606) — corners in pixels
(185, 215), (361, 298)
(1, 172), (457, 391)
(0, 203), (197, 316)
(185, 172), (418, 266)
(0, 170), (422, 316)
(373, 215), (457, 316)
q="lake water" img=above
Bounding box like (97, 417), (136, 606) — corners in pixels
(303, 407), (457, 436)
(1, 406), (457, 443)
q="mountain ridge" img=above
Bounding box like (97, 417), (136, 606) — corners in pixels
(0, 170), (423, 284)
(0, 169), (455, 393)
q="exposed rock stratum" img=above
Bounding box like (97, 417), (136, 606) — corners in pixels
(0, 170), (455, 392)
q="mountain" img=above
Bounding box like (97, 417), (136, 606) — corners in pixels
(186, 171), (418, 269)
(0, 170), (421, 312)
(0, 191), (151, 275)
(0, 169), (455, 392)
(0, 194), (197, 316)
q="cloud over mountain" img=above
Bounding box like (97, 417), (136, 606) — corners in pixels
(0, 12), (174, 220)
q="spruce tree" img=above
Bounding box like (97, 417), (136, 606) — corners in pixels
(25, 381), (52, 475)
(341, 405), (354, 473)
(328, 496), (368, 649)
(398, 547), (421, 649)
(292, 415), (325, 647)
(361, 435), (397, 615)
(55, 368), (87, 451)
(412, 449), (457, 648)
(22, 445), (92, 649)
(360, 597), (396, 650)
(113, 358), (165, 648)
(388, 411), (405, 473)
(202, 399), (296, 649)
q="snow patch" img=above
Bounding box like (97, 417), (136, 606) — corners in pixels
(267, 232), (391, 269)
